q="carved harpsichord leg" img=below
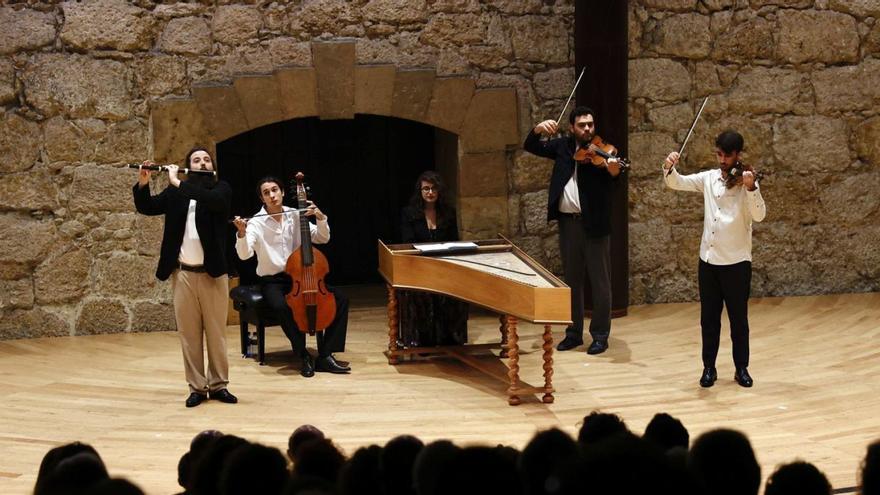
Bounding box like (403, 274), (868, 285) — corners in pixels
(542, 324), (555, 403)
(387, 284), (399, 364)
(505, 315), (521, 405)
(499, 314), (509, 358)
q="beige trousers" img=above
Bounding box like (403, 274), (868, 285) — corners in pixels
(172, 270), (230, 394)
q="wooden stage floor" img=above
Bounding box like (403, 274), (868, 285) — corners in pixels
(1, 290), (878, 494)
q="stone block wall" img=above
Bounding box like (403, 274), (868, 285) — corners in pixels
(628, 0), (880, 303)
(0, 0), (575, 339)
(2, 0), (875, 340)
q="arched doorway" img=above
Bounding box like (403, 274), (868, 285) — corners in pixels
(219, 115), (458, 286)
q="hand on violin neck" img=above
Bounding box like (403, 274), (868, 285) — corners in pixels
(534, 119), (558, 136)
(305, 200), (326, 221)
(606, 158), (621, 177)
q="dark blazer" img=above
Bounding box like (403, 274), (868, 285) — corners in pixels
(523, 130), (617, 238)
(133, 179), (232, 281)
(400, 205), (459, 243)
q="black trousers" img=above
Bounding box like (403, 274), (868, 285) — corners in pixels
(558, 215), (612, 341)
(698, 259), (751, 368)
(260, 273), (349, 358)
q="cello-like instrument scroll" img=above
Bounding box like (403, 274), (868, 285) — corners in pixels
(284, 172), (337, 336)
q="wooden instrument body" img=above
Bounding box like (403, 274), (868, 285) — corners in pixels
(285, 246), (336, 335)
(284, 172), (337, 335)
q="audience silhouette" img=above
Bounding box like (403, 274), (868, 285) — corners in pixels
(688, 429), (761, 495)
(33, 413), (877, 495)
(764, 461), (832, 495)
(862, 440), (880, 495)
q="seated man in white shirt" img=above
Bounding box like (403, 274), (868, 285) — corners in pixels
(233, 176), (350, 377)
(663, 130), (766, 389)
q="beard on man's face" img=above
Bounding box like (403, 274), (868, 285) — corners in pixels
(575, 129), (594, 146)
(185, 173), (216, 189)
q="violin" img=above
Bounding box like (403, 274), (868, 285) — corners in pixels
(284, 172), (336, 335)
(573, 135), (631, 170)
(724, 162), (765, 189)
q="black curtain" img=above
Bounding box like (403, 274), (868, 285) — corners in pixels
(217, 115), (434, 286)
(576, 0), (630, 315)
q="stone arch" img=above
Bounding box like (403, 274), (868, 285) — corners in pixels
(149, 41), (520, 239)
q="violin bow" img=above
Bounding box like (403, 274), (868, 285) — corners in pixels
(667, 96), (710, 177)
(556, 67), (587, 130)
(228, 209), (302, 223)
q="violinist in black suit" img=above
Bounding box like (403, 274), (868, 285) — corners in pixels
(523, 106), (621, 355)
(398, 171), (469, 348)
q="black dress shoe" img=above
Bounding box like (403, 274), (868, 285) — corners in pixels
(185, 392), (207, 408)
(556, 335), (584, 351)
(300, 354), (315, 378)
(735, 367), (753, 387)
(699, 367), (717, 388)
(315, 355), (351, 373)
(586, 340), (608, 355)
(209, 389), (238, 404)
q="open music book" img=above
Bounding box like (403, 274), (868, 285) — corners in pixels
(412, 241), (479, 254)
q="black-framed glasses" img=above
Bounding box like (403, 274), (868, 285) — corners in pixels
(421, 186), (438, 193)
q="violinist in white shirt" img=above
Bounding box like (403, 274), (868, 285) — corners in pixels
(663, 130), (766, 389)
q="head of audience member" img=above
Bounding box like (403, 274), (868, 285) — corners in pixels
(518, 428), (580, 495)
(409, 170), (450, 214)
(292, 438), (347, 486)
(644, 412), (689, 452)
(338, 444), (384, 495)
(861, 440), (880, 495)
(283, 475), (335, 495)
(412, 440), (460, 495)
(177, 452), (191, 493)
(189, 434), (250, 495)
(86, 478), (146, 495)
(191, 429), (223, 451)
(688, 429), (761, 495)
(381, 435), (425, 495)
(570, 432), (687, 495)
(435, 445), (522, 495)
(35, 442), (105, 495)
(220, 442), (289, 495)
(288, 425), (325, 465)
(176, 430), (223, 494)
(35, 451), (109, 495)
(577, 411), (630, 446)
(764, 461), (831, 495)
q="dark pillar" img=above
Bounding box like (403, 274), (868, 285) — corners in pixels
(576, 0), (629, 317)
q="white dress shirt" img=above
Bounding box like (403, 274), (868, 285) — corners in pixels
(558, 144), (582, 214)
(664, 167), (766, 265)
(235, 206), (330, 276)
(178, 199), (205, 265)
(559, 167), (581, 214)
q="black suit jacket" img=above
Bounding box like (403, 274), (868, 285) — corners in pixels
(400, 205), (459, 243)
(523, 130), (616, 238)
(133, 179), (232, 281)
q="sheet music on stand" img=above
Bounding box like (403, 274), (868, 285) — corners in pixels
(413, 241), (479, 255)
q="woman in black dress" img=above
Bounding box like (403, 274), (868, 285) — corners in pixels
(398, 171), (469, 347)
